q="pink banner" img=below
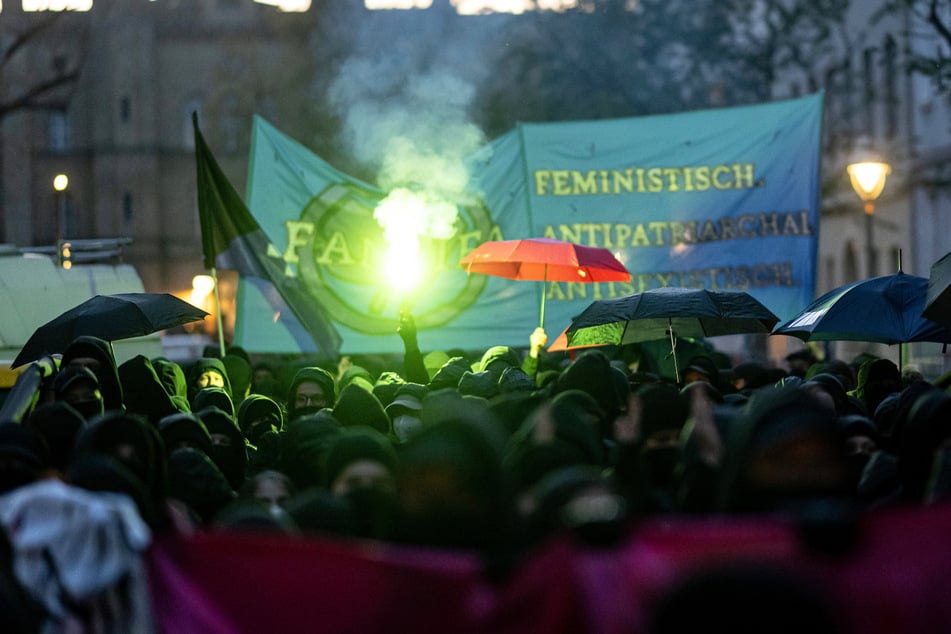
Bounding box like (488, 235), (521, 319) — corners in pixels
(149, 504), (951, 633)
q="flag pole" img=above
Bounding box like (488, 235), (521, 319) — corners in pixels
(211, 266), (226, 357)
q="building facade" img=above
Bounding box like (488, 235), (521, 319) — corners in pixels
(1, 0), (315, 299)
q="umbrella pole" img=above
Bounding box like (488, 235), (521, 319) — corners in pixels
(668, 319), (681, 384)
(539, 265), (547, 330)
(211, 266), (226, 356)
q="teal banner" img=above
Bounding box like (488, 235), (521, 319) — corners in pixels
(237, 93), (823, 355)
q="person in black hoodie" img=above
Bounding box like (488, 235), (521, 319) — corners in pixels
(185, 357), (232, 406)
(195, 406), (248, 492)
(61, 335), (124, 412)
(52, 366), (104, 422)
(285, 366), (336, 422)
(118, 355), (180, 425)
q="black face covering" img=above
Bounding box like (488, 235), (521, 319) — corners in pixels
(208, 444), (247, 492)
(643, 446), (680, 489)
(287, 405), (323, 422)
(70, 398), (104, 421)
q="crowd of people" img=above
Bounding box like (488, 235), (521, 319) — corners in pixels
(2, 311), (951, 632)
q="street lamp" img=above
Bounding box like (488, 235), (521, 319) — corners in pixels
(847, 159), (890, 278)
(53, 174), (70, 267)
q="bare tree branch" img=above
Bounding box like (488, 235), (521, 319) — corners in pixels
(0, 69), (80, 119)
(927, 0), (951, 47)
(0, 13), (65, 72)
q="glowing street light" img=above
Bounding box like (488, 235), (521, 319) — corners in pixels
(53, 173), (70, 266)
(847, 158), (890, 278)
(191, 274), (216, 308)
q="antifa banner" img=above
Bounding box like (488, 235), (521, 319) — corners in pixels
(236, 93), (823, 355)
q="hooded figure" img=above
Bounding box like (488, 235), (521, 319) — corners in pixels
(278, 411), (343, 489)
(800, 373), (852, 417)
(222, 354), (252, 403)
(717, 385), (850, 514)
(192, 387), (235, 418)
(385, 383), (428, 443)
(66, 453), (154, 526)
(637, 382), (690, 498)
(195, 406), (248, 491)
(478, 346), (522, 382)
(337, 365), (375, 394)
(324, 427), (398, 497)
(372, 371), (406, 409)
(25, 401), (87, 473)
(286, 367), (336, 422)
(331, 384), (390, 435)
(152, 357), (187, 399)
(428, 357), (471, 392)
(52, 365), (104, 421)
(0, 423), (50, 494)
(118, 355), (178, 426)
(61, 335), (124, 412)
(158, 412), (213, 458)
(555, 350), (624, 435)
(237, 394), (284, 446)
(458, 371), (499, 400)
(396, 416), (512, 552)
(896, 388), (951, 504)
(849, 358), (901, 418)
(185, 357), (232, 405)
(166, 447), (236, 524)
(152, 357), (191, 413)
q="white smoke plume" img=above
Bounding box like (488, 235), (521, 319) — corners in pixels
(326, 10), (501, 298)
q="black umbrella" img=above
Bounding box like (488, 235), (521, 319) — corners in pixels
(924, 251), (951, 328)
(564, 287), (779, 382)
(13, 293), (208, 368)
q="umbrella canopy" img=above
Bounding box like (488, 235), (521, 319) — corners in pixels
(565, 287), (780, 347)
(460, 238), (630, 328)
(924, 251), (951, 328)
(773, 271), (951, 345)
(14, 293), (208, 368)
(460, 237), (630, 283)
(563, 287), (779, 382)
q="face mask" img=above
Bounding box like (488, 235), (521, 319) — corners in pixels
(642, 446), (680, 488)
(70, 398), (104, 421)
(288, 405), (323, 421)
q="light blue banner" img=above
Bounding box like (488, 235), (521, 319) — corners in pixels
(237, 94), (823, 355)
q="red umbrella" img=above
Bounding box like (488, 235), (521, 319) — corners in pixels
(460, 238), (630, 328)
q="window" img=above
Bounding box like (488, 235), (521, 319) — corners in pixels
(48, 111), (70, 151)
(844, 242), (859, 282)
(884, 36), (898, 140)
(120, 96), (131, 123)
(123, 192), (134, 223)
(862, 48), (876, 137)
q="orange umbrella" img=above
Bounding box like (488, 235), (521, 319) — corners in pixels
(460, 238), (630, 328)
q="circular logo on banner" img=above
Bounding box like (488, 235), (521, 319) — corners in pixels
(293, 183), (493, 335)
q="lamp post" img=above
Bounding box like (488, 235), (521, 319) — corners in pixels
(53, 173), (69, 241)
(846, 160), (890, 278)
(53, 174), (70, 268)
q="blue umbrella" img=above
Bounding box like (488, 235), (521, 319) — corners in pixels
(773, 271), (951, 345)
